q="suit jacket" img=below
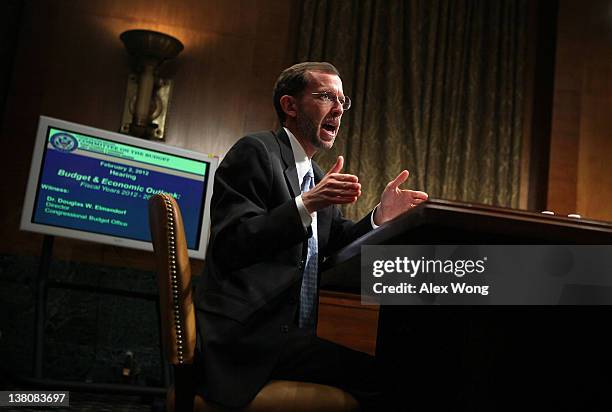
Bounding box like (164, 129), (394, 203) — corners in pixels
(194, 129), (373, 407)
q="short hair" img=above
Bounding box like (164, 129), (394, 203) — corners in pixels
(273, 62), (340, 124)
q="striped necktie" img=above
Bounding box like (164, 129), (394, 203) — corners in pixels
(299, 167), (318, 329)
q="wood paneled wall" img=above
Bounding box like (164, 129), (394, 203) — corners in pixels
(548, 0), (612, 222)
(5, 0), (610, 267)
(0, 0), (298, 267)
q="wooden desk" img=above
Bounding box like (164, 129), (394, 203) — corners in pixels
(320, 199), (612, 411)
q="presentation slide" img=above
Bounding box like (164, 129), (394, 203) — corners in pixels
(31, 128), (209, 248)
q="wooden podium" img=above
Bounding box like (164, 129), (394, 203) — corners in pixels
(321, 199), (612, 411)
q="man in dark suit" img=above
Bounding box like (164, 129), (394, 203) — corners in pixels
(194, 62), (428, 410)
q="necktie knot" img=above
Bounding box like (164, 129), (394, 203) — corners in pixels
(301, 167), (314, 193)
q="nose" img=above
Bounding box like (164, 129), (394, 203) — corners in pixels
(331, 98), (344, 116)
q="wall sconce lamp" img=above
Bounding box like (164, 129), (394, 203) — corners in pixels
(119, 29), (184, 140)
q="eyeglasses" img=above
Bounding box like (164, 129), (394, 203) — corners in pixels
(311, 92), (351, 110)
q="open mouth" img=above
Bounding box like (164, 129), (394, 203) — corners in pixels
(321, 122), (338, 137)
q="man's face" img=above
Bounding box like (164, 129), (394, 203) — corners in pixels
(294, 71), (345, 154)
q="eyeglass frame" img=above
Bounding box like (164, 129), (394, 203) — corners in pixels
(310, 91), (351, 111)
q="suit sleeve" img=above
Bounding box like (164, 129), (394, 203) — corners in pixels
(209, 136), (308, 271)
(323, 206), (373, 257)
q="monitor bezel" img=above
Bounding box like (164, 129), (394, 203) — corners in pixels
(20, 115), (218, 260)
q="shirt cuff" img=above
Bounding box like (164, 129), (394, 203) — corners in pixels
(295, 195), (313, 228)
(370, 204), (380, 229)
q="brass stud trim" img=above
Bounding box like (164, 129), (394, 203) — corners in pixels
(162, 194), (186, 364)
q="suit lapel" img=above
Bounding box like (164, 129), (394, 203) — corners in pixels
(276, 128), (300, 197)
(276, 129), (331, 250)
(312, 161), (331, 251)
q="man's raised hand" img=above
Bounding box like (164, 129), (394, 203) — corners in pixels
(373, 170), (428, 225)
(302, 156), (361, 213)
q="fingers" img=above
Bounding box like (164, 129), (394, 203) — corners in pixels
(409, 190), (429, 201)
(330, 173), (359, 183)
(327, 180), (361, 191)
(388, 170), (409, 190)
(319, 184), (361, 200)
(302, 186), (360, 212)
(407, 191), (428, 208)
(327, 155), (344, 175)
(328, 187), (361, 202)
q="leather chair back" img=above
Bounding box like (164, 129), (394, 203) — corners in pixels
(148, 193), (197, 365)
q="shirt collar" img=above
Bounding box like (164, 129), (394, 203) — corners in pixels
(284, 127), (312, 184)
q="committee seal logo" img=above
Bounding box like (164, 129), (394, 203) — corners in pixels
(50, 133), (78, 152)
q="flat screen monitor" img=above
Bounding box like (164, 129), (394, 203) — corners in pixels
(20, 116), (218, 259)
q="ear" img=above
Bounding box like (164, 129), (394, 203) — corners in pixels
(279, 95), (298, 120)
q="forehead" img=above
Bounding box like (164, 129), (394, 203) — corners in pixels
(305, 70), (343, 92)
